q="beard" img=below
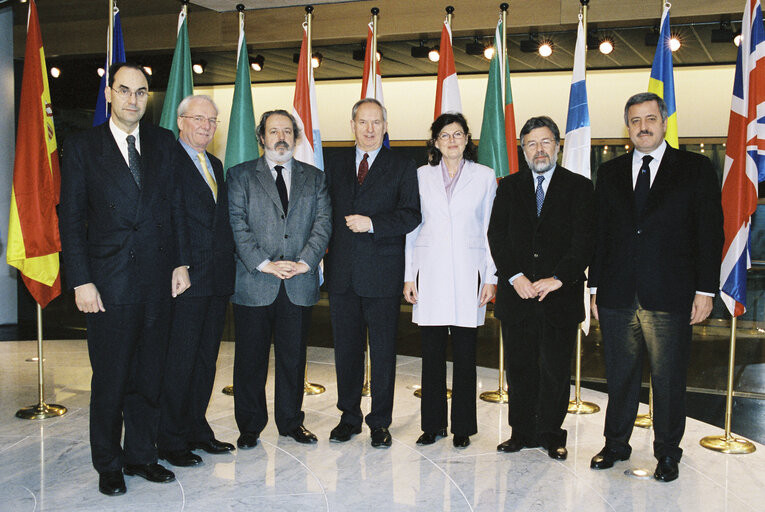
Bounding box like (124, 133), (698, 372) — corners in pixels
(264, 141), (294, 163)
(525, 152), (556, 173)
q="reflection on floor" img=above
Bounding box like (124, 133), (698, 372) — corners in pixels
(1, 341), (763, 511)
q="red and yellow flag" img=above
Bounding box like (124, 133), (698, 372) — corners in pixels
(6, 0), (61, 308)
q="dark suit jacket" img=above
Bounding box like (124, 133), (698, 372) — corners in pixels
(59, 122), (189, 304)
(488, 166), (595, 327)
(588, 144), (724, 314)
(174, 143), (235, 298)
(324, 146), (421, 298)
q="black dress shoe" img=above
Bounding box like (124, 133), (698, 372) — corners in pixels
(453, 435), (470, 448)
(416, 428), (447, 446)
(281, 425), (318, 444)
(654, 456), (679, 482)
(158, 449), (202, 467)
(329, 422), (362, 443)
(590, 446), (630, 469)
(370, 427), (392, 448)
(98, 471), (126, 496)
(548, 446), (568, 460)
(237, 432), (259, 449)
(123, 463), (175, 483)
(497, 437), (533, 453)
(192, 439), (235, 454)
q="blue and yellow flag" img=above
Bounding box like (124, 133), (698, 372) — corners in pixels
(648, 4), (678, 148)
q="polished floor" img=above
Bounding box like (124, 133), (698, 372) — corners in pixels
(0, 340), (763, 512)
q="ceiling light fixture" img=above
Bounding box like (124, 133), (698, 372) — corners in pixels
(428, 46), (440, 62)
(483, 46), (495, 60)
(669, 36), (681, 52)
(50, 66), (60, 78)
(143, 66), (153, 76)
(599, 38), (614, 55)
(97, 67), (105, 77)
(538, 40), (553, 57)
(411, 41), (432, 59)
(249, 54), (264, 72)
(311, 52), (323, 68)
(192, 59), (206, 75)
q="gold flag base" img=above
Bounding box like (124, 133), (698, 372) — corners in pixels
(222, 385), (234, 396)
(16, 402), (67, 420)
(634, 413), (652, 429)
(413, 387), (452, 399)
(480, 388), (508, 403)
(361, 382), (371, 397)
(567, 399), (600, 414)
(304, 381), (325, 395)
(700, 435), (756, 454)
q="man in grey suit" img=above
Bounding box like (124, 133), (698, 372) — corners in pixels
(227, 110), (331, 448)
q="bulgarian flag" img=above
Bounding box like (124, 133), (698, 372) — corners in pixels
(7, 0), (61, 308)
(434, 18), (462, 117)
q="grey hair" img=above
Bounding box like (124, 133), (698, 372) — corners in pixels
(351, 97), (388, 122)
(623, 92), (668, 126)
(177, 95), (218, 117)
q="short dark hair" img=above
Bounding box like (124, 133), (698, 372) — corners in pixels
(623, 92), (668, 125)
(519, 116), (561, 146)
(256, 110), (301, 148)
(108, 62), (151, 88)
(426, 112), (477, 165)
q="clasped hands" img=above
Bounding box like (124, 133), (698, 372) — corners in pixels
(403, 282), (496, 307)
(263, 260), (310, 280)
(513, 275), (561, 301)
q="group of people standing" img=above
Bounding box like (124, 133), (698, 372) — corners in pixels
(57, 61), (723, 497)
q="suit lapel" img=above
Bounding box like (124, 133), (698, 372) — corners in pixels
(644, 145), (676, 213)
(357, 146), (391, 194)
(449, 160), (476, 199)
(98, 124), (140, 202)
(517, 170), (538, 221)
(289, 159), (308, 209)
(538, 168), (563, 221)
(255, 158), (285, 214)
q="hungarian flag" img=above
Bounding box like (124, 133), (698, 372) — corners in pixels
(293, 24), (324, 170)
(159, 6), (194, 137)
(224, 13), (259, 175)
(647, 3), (679, 148)
(434, 19), (462, 118)
(6, 0), (61, 308)
(93, 7), (125, 126)
(478, 18), (518, 177)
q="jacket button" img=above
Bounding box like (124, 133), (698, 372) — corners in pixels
(281, 215), (285, 219)
(636, 229), (642, 235)
(284, 234), (288, 239)
(133, 225), (139, 231)
(533, 253), (539, 258)
(279, 255), (284, 259)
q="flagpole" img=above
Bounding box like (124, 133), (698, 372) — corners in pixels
(501, 3), (507, 101)
(370, 7), (378, 100)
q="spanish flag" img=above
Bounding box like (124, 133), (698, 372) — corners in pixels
(6, 0), (61, 308)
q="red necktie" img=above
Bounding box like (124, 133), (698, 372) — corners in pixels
(358, 153), (369, 185)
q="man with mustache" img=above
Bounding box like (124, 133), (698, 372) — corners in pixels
(227, 110), (331, 447)
(488, 116), (595, 461)
(589, 93), (723, 482)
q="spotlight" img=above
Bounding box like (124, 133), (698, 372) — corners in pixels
(599, 38), (614, 55)
(411, 41), (431, 58)
(353, 47), (382, 62)
(249, 54), (264, 72)
(465, 41), (485, 56)
(712, 23), (734, 43)
(50, 66), (60, 78)
(97, 67), (105, 77)
(483, 46), (495, 60)
(520, 35), (540, 53)
(143, 66), (153, 76)
(669, 36), (681, 52)
(734, 32), (742, 47)
(645, 27), (660, 47)
(192, 59), (206, 75)
(538, 41), (553, 57)
(428, 47), (440, 62)
(312, 52), (322, 69)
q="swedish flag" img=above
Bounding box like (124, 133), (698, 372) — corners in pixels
(648, 4), (678, 148)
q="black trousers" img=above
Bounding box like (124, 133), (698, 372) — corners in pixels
(86, 301), (171, 473)
(599, 299), (691, 461)
(158, 294), (228, 451)
(503, 308), (576, 448)
(419, 325), (477, 437)
(330, 290), (400, 429)
(233, 283), (309, 435)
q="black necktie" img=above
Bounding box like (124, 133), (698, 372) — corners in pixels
(126, 134), (142, 189)
(274, 165), (288, 213)
(634, 155), (652, 213)
(358, 153), (369, 185)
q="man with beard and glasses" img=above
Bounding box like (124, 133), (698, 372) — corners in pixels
(588, 93), (723, 482)
(227, 110), (331, 447)
(488, 116), (595, 461)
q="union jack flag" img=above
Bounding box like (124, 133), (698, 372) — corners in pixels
(720, 0), (765, 316)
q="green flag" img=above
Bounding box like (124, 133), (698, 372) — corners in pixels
(159, 9), (193, 136)
(224, 22), (259, 175)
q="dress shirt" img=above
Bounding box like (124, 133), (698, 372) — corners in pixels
(354, 145), (382, 233)
(179, 138), (216, 191)
(109, 119), (140, 166)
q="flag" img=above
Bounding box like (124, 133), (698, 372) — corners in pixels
(293, 24), (324, 170)
(93, 8), (125, 126)
(360, 21), (389, 147)
(159, 7), (194, 137)
(6, 0), (61, 308)
(224, 15), (259, 175)
(562, 18), (593, 334)
(478, 18), (518, 178)
(434, 19), (462, 118)
(647, 4), (679, 148)
(720, 0), (765, 316)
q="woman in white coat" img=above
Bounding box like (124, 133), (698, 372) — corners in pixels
(404, 113), (497, 448)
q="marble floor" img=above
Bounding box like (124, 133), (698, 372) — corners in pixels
(0, 340), (763, 512)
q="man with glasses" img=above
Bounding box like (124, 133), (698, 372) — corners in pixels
(60, 62), (190, 496)
(157, 95), (236, 468)
(488, 116), (595, 461)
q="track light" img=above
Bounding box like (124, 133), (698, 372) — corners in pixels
(311, 52), (322, 68)
(465, 41), (485, 56)
(520, 35), (540, 53)
(192, 59), (206, 75)
(599, 38), (614, 55)
(142, 66), (152, 76)
(483, 46), (495, 60)
(249, 54), (264, 72)
(669, 36), (681, 52)
(428, 47), (440, 62)
(50, 66), (60, 78)
(538, 41), (553, 57)
(97, 67), (105, 77)
(353, 47), (382, 62)
(411, 41), (431, 59)
(712, 22), (734, 43)
(734, 32), (742, 47)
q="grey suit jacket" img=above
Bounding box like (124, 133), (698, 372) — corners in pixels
(227, 156), (331, 307)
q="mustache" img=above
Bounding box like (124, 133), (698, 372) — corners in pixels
(638, 130), (653, 136)
(274, 141), (290, 149)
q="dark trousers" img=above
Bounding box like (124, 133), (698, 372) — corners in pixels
(330, 290), (400, 429)
(158, 295), (228, 451)
(599, 299), (691, 461)
(420, 326), (477, 436)
(86, 301), (171, 473)
(503, 309), (576, 448)
(233, 283), (308, 435)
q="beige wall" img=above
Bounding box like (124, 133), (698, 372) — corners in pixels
(198, 64), (735, 159)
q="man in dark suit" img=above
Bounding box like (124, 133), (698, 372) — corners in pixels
(589, 92), (724, 482)
(488, 116), (595, 461)
(227, 110), (331, 448)
(324, 98), (421, 448)
(157, 95), (236, 468)
(59, 62), (190, 496)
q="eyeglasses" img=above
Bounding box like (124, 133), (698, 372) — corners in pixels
(523, 139), (556, 150)
(111, 86), (148, 100)
(438, 130), (466, 141)
(179, 115), (219, 126)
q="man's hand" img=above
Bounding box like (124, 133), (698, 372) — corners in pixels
(290, 261), (310, 278)
(345, 214), (372, 233)
(532, 277), (562, 301)
(479, 284), (496, 307)
(512, 275), (538, 299)
(590, 294), (598, 321)
(690, 294), (713, 325)
(403, 281), (418, 304)
(262, 261), (296, 280)
(75, 283), (105, 313)
(172, 266), (191, 297)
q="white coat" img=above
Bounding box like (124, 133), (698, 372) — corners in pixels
(404, 160), (498, 327)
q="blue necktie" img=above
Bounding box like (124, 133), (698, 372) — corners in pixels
(535, 175), (545, 217)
